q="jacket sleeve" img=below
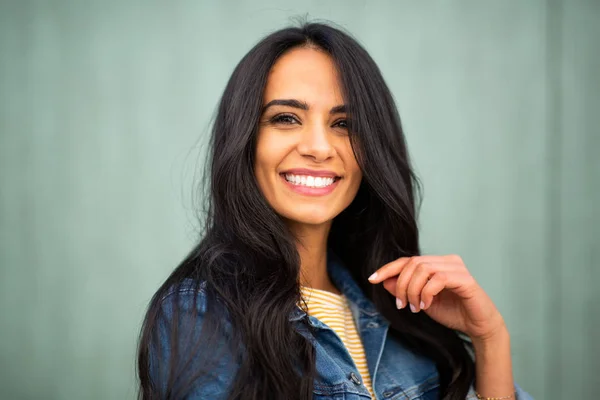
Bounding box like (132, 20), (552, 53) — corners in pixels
(148, 286), (239, 399)
(465, 382), (534, 399)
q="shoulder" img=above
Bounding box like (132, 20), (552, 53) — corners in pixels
(148, 278), (239, 398)
(159, 278), (209, 313)
(156, 278), (231, 331)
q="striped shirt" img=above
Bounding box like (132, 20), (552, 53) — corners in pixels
(299, 285), (375, 399)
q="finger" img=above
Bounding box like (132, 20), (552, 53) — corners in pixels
(384, 263), (461, 308)
(406, 262), (434, 312)
(420, 270), (472, 309)
(382, 277), (398, 296)
(393, 257), (421, 309)
(380, 262), (462, 289)
(419, 271), (448, 309)
(368, 255), (464, 284)
(368, 257), (412, 283)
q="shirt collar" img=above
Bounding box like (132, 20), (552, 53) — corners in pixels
(289, 248), (379, 321)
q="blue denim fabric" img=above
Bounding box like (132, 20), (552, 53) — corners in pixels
(152, 251), (534, 399)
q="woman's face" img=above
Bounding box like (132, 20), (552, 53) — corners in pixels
(254, 47), (362, 229)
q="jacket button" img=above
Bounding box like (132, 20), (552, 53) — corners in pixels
(366, 321), (379, 328)
(349, 372), (361, 385)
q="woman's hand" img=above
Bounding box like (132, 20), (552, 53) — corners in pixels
(367, 254), (506, 342)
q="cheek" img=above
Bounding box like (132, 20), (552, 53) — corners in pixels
(254, 132), (289, 187)
(341, 145), (362, 187)
(254, 133), (275, 173)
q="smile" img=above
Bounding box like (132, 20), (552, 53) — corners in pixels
(283, 173), (338, 188)
(279, 173), (341, 196)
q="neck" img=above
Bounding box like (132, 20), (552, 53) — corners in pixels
(287, 219), (340, 294)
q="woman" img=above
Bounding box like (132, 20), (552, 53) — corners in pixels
(137, 21), (533, 400)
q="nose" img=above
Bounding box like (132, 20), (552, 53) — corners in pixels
(296, 122), (335, 162)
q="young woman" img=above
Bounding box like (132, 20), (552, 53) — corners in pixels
(137, 21), (534, 400)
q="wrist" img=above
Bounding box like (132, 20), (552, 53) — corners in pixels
(472, 325), (515, 399)
(471, 322), (510, 349)
(472, 325), (511, 364)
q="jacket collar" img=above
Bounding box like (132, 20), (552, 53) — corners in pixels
(289, 248), (379, 321)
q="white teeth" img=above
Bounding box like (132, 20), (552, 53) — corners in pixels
(284, 174), (336, 188)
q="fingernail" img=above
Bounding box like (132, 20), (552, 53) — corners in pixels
(368, 272), (378, 281)
(410, 303), (417, 313)
(420, 301), (425, 310)
(396, 298), (403, 309)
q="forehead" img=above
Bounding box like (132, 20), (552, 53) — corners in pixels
(262, 47), (344, 107)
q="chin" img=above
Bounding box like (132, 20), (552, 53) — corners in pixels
(282, 209), (336, 227)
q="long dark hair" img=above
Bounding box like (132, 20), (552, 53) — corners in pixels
(137, 20), (475, 400)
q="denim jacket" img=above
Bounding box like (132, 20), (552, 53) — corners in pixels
(152, 251), (533, 399)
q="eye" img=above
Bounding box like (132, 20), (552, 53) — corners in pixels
(271, 113), (299, 125)
(334, 119), (348, 129)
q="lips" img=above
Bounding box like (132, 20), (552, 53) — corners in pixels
(280, 168), (341, 179)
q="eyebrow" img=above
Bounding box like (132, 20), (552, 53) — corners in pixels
(261, 99), (346, 114)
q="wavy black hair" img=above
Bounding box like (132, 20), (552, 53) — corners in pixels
(137, 20), (475, 400)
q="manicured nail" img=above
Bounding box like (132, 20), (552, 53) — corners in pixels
(410, 303), (417, 313)
(420, 301), (425, 310)
(368, 272), (378, 281)
(396, 298), (403, 309)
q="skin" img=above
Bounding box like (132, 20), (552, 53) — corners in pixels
(368, 256), (515, 397)
(255, 46), (362, 294)
(254, 46), (515, 399)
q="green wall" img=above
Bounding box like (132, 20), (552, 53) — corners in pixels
(0, 1), (598, 399)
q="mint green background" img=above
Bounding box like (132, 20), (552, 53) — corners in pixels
(0, 1), (598, 399)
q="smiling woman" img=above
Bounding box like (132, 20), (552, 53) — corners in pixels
(136, 21), (534, 400)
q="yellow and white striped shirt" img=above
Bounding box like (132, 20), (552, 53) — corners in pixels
(299, 285), (375, 399)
